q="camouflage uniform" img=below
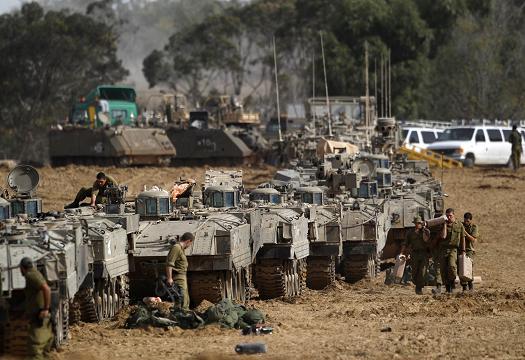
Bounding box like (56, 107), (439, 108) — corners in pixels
(439, 220), (465, 292)
(24, 268), (53, 359)
(509, 129), (522, 170)
(73, 175), (118, 206)
(461, 222), (479, 290)
(166, 243), (190, 310)
(404, 228), (429, 293)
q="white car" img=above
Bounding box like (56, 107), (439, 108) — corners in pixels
(426, 126), (525, 167)
(401, 127), (443, 149)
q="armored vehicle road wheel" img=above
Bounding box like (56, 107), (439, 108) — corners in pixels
(255, 259), (305, 300)
(343, 254), (377, 283)
(53, 299), (69, 349)
(307, 256), (336, 290)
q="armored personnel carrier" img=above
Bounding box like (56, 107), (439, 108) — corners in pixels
(293, 187), (342, 289)
(0, 216), (91, 356)
(49, 85), (176, 166)
(246, 203), (309, 299)
(130, 171), (252, 306)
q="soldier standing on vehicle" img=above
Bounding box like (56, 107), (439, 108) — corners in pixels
(65, 172), (118, 209)
(401, 216), (430, 295)
(20, 257), (53, 359)
(461, 212), (479, 291)
(439, 208), (466, 293)
(509, 124), (522, 171)
(165, 232), (194, 310)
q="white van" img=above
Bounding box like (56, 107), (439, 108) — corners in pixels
(426, 126), (525, 167)
(401, 127), (443, 149)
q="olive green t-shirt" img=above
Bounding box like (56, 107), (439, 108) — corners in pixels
(166, 243), (188, 280)
(442, 221), (465, 249)
(24, 268), (46, 316)
(91, 175), (118, 196)
(463, 223), (479, 252)
(404, 229), (428, 253)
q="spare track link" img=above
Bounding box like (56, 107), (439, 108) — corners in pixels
(307, 256), (336, 290)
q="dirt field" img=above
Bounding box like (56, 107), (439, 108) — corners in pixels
(2, 165), (525, 359)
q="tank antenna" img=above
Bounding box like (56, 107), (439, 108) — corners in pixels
(365, 41), (370, 149)
(320, 31), (332, 137)
(312, 52), (316, 137)
(273, 36), (283, 143)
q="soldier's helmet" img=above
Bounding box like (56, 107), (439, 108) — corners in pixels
(412, 216), (423, 224)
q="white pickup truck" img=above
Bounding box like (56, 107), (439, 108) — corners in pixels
(426, 126), (525, 167)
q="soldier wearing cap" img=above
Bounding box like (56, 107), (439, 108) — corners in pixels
(401, 216), (430, 295)
(165, 232), (194, 310)
(65, 172), (118, 209)
(19, 257), (53, 359)
(439, 208), (466, 293)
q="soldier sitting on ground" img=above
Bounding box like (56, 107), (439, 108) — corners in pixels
(65, 172), (118, 209)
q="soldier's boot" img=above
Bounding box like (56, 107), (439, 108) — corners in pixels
(432, 285), (442, 295)
(64, 202), (79, 209)
(462, 284), (468, 292)
(445, 284), (453, 293)
(467, 281), (474, 291)
(415, 287), (423, 295)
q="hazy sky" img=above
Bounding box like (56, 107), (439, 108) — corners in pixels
(0, 0), (23, 14)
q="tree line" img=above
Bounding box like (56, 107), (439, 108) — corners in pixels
(0, 0), (524, 162)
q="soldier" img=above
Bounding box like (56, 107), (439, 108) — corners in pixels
(401, 216), (430, 295)
(461, 212), (479, 291)
(429, 213), (446, 295)
(65, 172), (118, 209)
(19, 257), (53, 359)
(508, 124), (522, 171)
(165, 232), (194, 310)
(439, 208), (466, 293)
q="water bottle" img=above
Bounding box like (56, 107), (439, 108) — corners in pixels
(235, 342), (267, 354)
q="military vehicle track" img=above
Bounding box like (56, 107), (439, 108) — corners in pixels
(307, 256), (336, 290)
(189, 270), (247, 306)
(4, 315), (29, 357)
(255, 259), (307, 299)
(73, 275), (129, 322)
(343, 254), (378, 283)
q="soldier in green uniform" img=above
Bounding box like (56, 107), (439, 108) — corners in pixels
(508, 124), (522, 171)
(461, 212), (479, 291)
(429, 214), (445, 295)
(165, 232), (194, 310)
(439, 208), (466, 293)
(401, 216), (430, 295)
(20, 257), (53, 359)
(65, 172), (118, 209)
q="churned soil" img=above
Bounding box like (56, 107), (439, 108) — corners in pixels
(1, 165), (524, 359)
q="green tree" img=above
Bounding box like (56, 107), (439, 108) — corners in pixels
(0, 2), (127, 162)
